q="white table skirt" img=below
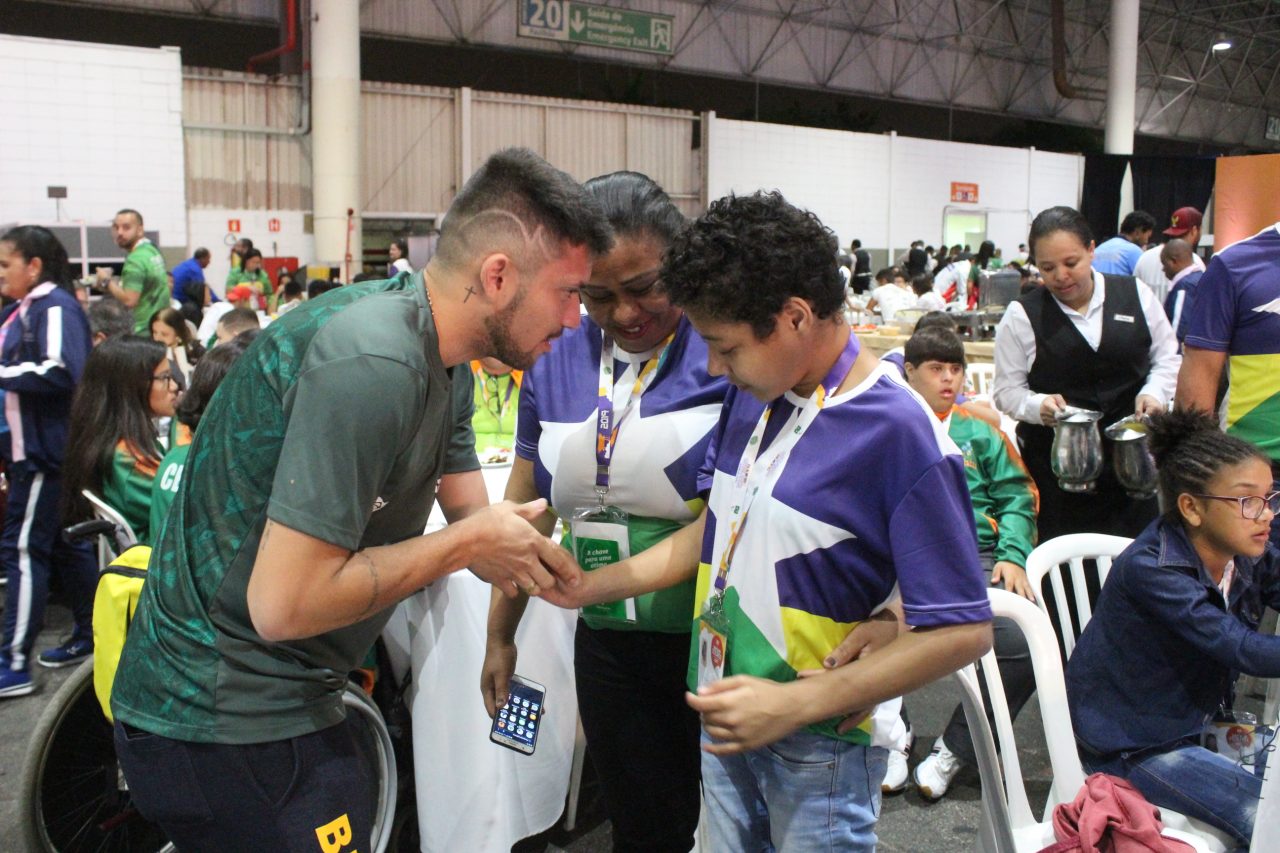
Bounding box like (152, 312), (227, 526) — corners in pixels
(381, 464), (580, 853)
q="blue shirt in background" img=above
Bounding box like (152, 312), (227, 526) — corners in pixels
(1092, 236), (1144, 276)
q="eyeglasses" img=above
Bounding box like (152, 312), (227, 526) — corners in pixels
(1192, 491), (1280, 521)
(579, 270), (668, 307)
(151, 373), (179, 387)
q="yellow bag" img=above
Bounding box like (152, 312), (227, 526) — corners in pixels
(92, 545), (152, 722)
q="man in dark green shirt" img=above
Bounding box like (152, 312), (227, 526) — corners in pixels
(111, 149), (613, 851)
(108, 208), (170, 335)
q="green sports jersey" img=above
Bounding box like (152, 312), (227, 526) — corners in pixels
(946, 406), (1038, 566)
(112, 273), (478, 744)
(224, 268), (274, 296)
(121, 239), (169, 335)
(102, 441), (163, 546)
(149, 442), (189, 546)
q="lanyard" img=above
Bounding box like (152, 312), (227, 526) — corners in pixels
(594, 332), (674, 502)
(474, 367), (516, 422)
(712, 333), (861, 596)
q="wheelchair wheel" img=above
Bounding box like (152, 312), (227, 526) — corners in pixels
(19, 657), (174, 853)
(344, 682), (398, 853)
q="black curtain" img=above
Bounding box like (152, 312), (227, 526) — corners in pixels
(1130, 156), (1216, 237)
(1080, 154), (1129, 243)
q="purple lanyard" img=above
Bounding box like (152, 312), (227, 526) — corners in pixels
(595, 336), (669, 498)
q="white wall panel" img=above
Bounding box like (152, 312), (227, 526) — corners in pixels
(709, 116), (1083, 257)
(0, 35), (187, 246)
(361, 84), (456, 215)
(187, 208), (314, 296)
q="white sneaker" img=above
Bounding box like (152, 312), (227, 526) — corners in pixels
(914, 740), (964, 800)
(882, 747), (910, 793)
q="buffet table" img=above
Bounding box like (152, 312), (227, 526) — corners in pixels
(381, 463), (579, 853)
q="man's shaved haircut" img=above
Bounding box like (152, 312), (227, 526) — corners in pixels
(116, 208), (144, 226)
(435, 148), (613, 272)
(1160, 238), (1193, 264)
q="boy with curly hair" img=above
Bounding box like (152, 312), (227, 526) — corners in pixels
(578, 191), (994, 849)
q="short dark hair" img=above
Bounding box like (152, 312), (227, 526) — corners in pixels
(914, 310), (958, 332)
(435, 148), (613, 271)
(351, 272), (382, 283)
(910, 273), (934, 297)
(661, 191), (843, 339)
(307, 279), (338, 300)
(1120, 211), (1156, 236)
(115, 208), (143, 226)
(874, 267), (896, 284)
(217, 307), (259, 338)
(175, 336), (251, 430)
(583, 171), (686, 247)
(193, 247), (211, 261)
(89, 298), (134, 341)
(905, 326), (966, 368)
(1028, 206), (1093, 260)
(283, 278), (304, 299)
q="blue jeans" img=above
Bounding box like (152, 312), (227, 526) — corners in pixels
(1084, 740), (1266, 850)
(701, 730), (888, 852)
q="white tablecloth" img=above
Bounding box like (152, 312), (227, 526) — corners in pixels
(381, 464), (580, 853)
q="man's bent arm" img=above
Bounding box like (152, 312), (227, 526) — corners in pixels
(1174, 345), (1227, 414)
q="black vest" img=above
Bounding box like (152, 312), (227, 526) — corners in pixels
(1020, 274), (1151, 427)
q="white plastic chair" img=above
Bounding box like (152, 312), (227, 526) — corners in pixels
(81, 489), (138, 567)
(969, 589), (1211, 852)
(1023, 539), (1237, 851)
(1023, 533), (1132, 659)
(966, 362), (995, 397)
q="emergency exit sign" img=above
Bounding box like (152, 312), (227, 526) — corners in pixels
(518, 0), (675, 56)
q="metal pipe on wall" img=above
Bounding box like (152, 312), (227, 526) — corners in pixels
(1105, 0), (1140, 155)
(311, 0), (361, 278)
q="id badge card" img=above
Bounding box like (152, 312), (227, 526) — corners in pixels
(569, 505), (636, 623)
(696, 598), (731, 689)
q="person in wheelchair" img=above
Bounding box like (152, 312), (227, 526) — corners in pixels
(149, 330), (256, 542)
(0, 225), (97, 698)
(1066, 409), (1280, 849)
(64, 336), (179, 549)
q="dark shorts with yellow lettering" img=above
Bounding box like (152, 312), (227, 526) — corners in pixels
(114, 716), (373, 853)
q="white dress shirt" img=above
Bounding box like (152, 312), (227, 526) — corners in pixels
(992, 270), (1182, 424)
(1134, 245), (1205, 305)
(1166, 264), (1198, 338)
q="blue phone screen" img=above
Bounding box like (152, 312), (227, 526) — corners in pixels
(493, 679), (544, 751)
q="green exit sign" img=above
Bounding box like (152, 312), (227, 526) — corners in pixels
(518, 0), (675, 56)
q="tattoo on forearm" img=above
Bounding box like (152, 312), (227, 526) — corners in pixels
(356, 552), (380, 617)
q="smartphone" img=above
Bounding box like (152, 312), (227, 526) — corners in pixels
(490, 674), (546, 756)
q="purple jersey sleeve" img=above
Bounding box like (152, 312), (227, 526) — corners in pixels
(891, 456), (993, 627)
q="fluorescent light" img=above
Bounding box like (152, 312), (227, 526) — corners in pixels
(1212, 34), (1233, 51)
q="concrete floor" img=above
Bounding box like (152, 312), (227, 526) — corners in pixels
(1, 601), (1056, 853)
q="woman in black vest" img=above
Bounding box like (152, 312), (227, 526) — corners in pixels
(992, 207), (1181, 542)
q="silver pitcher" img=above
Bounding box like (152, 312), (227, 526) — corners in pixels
(1052, 408), (1104, 492)
(1105, 417), (1159, 499)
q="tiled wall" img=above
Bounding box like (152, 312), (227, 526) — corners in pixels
(0, 35), (187, 247)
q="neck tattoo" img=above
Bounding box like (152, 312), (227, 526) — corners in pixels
(464, 285), (478, 303)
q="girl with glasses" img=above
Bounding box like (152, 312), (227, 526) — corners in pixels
(1066, 408), (1280, 849)
(64, 337), (180, 549)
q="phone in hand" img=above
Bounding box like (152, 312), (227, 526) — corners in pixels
(490, 674), (545, 756)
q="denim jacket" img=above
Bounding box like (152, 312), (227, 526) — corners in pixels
(1066, 516), (1280, 758)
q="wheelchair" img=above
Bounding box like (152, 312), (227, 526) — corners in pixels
(18, 511), (405, 853)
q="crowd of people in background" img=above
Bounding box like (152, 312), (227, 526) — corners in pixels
(0, 151), (1275, 853)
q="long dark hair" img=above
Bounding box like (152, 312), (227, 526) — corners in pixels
(63, 336), (169, 523)
(151, 307), (204, 363)
(1, 225), (73, 291)
(1147, 408), (1269, 523)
